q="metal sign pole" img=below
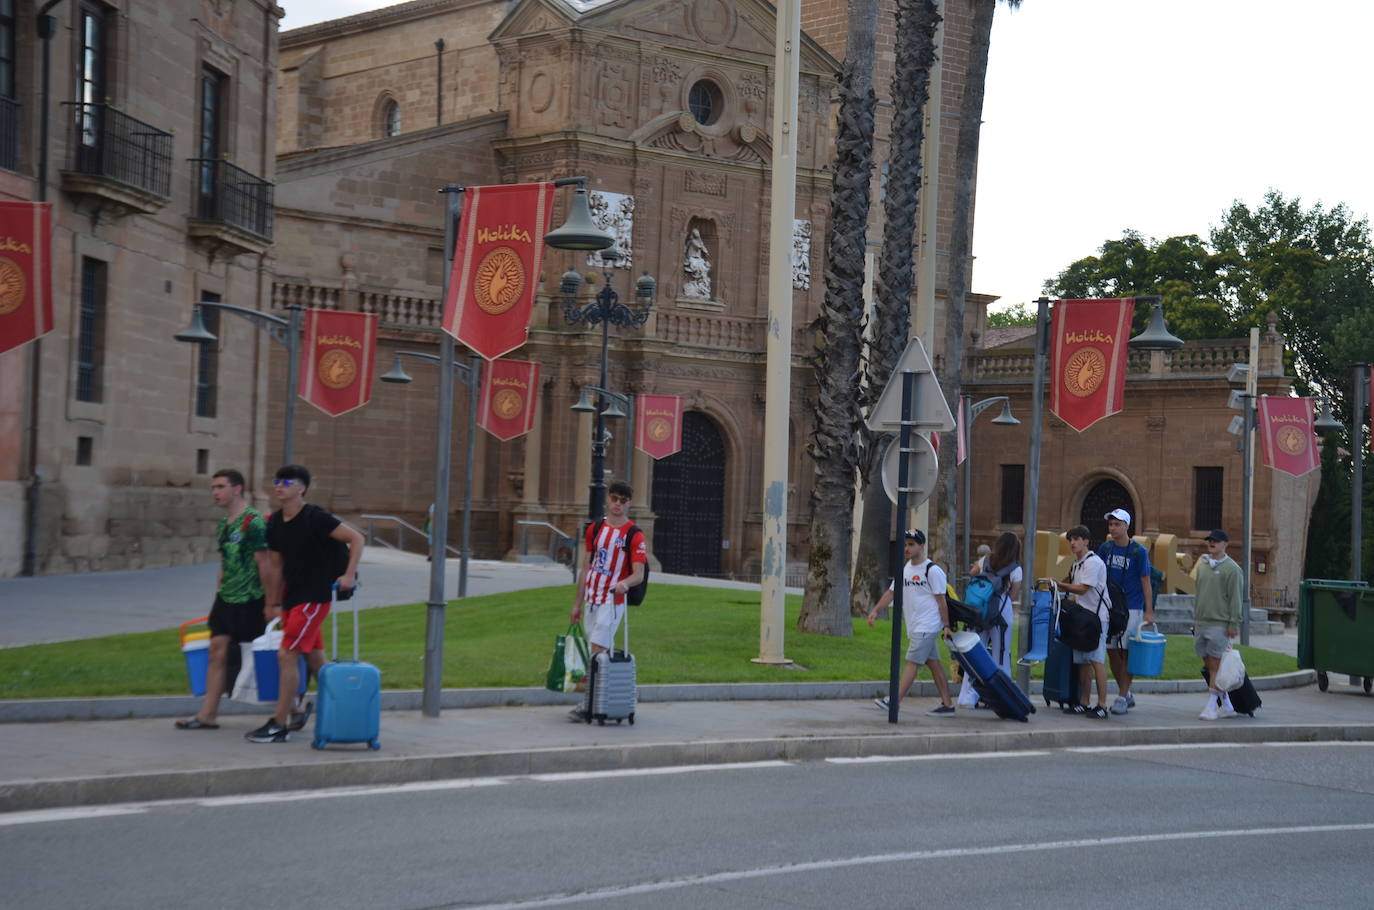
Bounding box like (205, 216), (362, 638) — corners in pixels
(888, 369), (914, 724)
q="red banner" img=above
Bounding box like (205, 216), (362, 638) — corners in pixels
(298, 309), (378, 417)
(635, 394), (683, 459)
(0, 202), (54, 356)
(1049, 297), (1136, 432)
(1257, 395), (1319, 477)
(478, 358), (540, 441)
(442, 182), (555, 361)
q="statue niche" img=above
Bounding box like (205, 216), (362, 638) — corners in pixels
(682, 224), (714, 301)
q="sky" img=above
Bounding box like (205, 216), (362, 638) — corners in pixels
(278, 0), (1374, 310)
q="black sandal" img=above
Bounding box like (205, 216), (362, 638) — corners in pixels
(174, 717), (219, 730)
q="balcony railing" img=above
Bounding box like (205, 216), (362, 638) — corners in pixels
(64, 102), (172, 197)
(0, 96), (19, 172)
(190, 157), (274, 240)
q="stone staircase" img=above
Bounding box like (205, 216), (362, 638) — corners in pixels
(1153, 594), (1286, 635)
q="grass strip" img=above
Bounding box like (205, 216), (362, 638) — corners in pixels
(0, 583), (1297, 699)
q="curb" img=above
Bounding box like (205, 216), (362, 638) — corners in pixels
(0, 671), (1318, 724)
(2, 719), (1369, 814)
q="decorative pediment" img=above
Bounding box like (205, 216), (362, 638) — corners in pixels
(490, 0), (577, 41)
(631, 112), (772, 163)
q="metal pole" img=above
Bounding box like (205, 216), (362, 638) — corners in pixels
(889, 370), (915, 723)
(1016, 296), (1050, 693)
(282, 305), (302, 465)
(624, 393), (635, 490)
(961, 395), (971, 584)
(422, 184), (463, 718)
(588, 313), (610, 523)
(756, 0), (800, 666)
(1354, 364), (1368, 581)
(1241, 394), (1254, 646)
(459, 354), (479, 598)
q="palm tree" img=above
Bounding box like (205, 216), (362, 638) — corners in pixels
(798, 0), (880, 635)
(938, 0), (1022, 580)
(852, 0), (942, 615)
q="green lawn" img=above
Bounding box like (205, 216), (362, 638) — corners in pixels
(0, 584), (1298, 699)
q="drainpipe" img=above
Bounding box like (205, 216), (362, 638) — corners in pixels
(22, 1), (66, 576)
(434, 38), (444, 126)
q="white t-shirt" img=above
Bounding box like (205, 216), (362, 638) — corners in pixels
(1070, 552), (1108, 622)
(888, 559), (947, 635)
(993, 565), (1024, 615)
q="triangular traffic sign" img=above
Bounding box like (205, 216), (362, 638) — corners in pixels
(865, 337), (956, 433)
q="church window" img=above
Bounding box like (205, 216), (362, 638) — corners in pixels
(688, 80), (722, 126)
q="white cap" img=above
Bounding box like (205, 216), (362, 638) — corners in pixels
(1104, 508), (1131, 524)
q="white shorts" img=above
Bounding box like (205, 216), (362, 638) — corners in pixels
(585, 601), (626, 650)
(1107, 609), (1144, 650)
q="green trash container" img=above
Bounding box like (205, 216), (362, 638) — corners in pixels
(1297, 579), (1374, 693)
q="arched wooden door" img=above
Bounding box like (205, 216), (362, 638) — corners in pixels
(1079, 479), (1135, 548)
(651, 411), (725, 576)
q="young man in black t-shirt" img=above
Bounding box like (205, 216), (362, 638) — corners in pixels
(247, 464), (364, 743)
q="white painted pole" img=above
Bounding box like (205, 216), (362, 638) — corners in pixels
(756, 0), (801, 665)
(912, 1), (944, 534)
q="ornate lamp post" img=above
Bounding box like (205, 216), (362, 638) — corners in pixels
(553, 249), (655, 523)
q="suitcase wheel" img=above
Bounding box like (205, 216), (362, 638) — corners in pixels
(312, 739), (325, 750)
(1043, 695), (1051, 707)
(629, 713), (635, 725)
(1364, 677), (1372, 695)
(1317, 671), (1329, 691)
(369, 739), (380, 750)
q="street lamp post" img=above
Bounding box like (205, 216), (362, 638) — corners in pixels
(1016, 296), (1183, 692)
(175, 300), (304, 465)
(572, 385), (636, 490)
(555, 249), (655, 523)
(959, 395), (1019, 579)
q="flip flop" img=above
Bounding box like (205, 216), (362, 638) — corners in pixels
(174, 717), (220, 730)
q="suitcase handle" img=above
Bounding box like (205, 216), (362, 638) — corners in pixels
(330, 583), (361, 662)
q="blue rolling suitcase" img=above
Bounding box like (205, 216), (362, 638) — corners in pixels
(1043, 588), (1080, 708)
(950, 632), (1035, 722)
(312, 596), (381, 750)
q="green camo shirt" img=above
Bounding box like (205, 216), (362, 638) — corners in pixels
(217, 508), (267, 603)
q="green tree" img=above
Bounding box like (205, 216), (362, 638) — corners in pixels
(986, 302), (1035, 327)
(1305, 437), (1351, 579)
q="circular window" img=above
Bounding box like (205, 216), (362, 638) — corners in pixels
(688, 80), (723, 126)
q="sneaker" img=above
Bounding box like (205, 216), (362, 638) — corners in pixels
(288, 701), (313, 731)
(1216, 697), (1236, 719)
(1199, 696), (1220, 721)
(1063, 703), (1087, 715)
(246, 721), (290, 743)
(1125, 691), (1136, 708)
(568, 707), (589, 723)
(1111, 696), (1129, 715)
(927, 704), (956, 716)
(1087, 705), (1110, 719)
(873, 695), (891, 711)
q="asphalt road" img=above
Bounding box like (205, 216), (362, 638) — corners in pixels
(4, 743), (1372, 909)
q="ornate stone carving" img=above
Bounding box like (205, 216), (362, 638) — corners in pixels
(684, 171), (726, 196)
(791, 219), (811, 290)
(597, 61), (632, 128)
(527, 70), (555, 114)
(586, 190), (634, 269)
(682, 226), (712, 300)
(690, 0), (737, 45)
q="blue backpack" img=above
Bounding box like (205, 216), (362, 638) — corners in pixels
(962, 561), (1018, 629)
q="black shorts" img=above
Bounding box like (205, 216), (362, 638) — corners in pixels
(208, 595), (268, 643)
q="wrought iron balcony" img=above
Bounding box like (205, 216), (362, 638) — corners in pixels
(0, 96), (19, 172)
(60, 103), (173, 211)
(187, 158), (274, 256)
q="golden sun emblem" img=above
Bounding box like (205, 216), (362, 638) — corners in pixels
(0, 256), (27, 317)
(474, 247), (526, 316)
(492, 388), (524, 420)
(1276, 424), (1308, 457)
(647, 417), (672, 443)
(1063, 348), (1107, 398)
(318, 349), (358, 390)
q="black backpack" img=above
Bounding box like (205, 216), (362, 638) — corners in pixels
(593, 520), (649, 605)
(1102, 581), (1128, 637)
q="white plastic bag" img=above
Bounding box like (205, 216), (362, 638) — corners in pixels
(230, 619), (283, 704)
(1214, 646), (1246, 692)
(563, 628), (589, 693)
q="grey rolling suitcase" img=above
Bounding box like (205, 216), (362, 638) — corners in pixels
(587, 606), (636, 726)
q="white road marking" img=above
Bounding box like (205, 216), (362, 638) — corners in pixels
(456, 823), (1374, 908)
(827, 750), (1050, 764)
(196, 777), (508, 806)
(1259, 741), (1374, 747)
(0, 806), (148, 827)
(528, 761), (792, 782)
(1068, 743), (1249, 753)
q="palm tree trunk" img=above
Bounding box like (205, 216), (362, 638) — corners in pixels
(938, 0), (999, 580)
(798, 0), (880, 636)
(851, 0), (941, 616)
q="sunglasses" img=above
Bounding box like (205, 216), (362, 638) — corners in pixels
(608, 494), (630, 504)
(272, 478), (298, 487)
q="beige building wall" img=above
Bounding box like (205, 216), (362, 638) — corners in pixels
(2, 0), (282, 576)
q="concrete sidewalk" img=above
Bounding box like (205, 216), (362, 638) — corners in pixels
(4, 676), (1372, 813)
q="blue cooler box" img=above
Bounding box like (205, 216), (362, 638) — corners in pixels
(1127, 622), (1167, 677)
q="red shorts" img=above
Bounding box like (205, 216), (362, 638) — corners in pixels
(281, 602), (330, 653)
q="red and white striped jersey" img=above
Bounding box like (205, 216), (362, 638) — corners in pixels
(582, 520), (647, 606)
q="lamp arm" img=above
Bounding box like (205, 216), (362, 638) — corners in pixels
(582, 385), (630, 409)
(197, 300), (291, 348)
(395, 349), (476, 386)
(968, 395), (1008, 421)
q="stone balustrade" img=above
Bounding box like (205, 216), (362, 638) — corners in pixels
(358, 289), (442, 328)
(972, 339), (1257, 381)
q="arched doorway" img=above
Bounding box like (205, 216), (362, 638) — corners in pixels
(651, 411), (725, 576)
(1079, 478), (1135, 548)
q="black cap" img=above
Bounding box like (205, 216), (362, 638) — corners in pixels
(904, 529), (926, 544)
(1205, 529), (1229, 543)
